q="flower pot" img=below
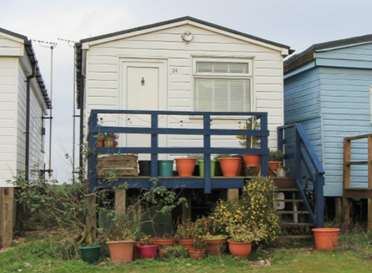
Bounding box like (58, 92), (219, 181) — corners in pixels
(205, 239), (225, 255)
(104, 138), (115, 148)
(312, 228), (340, 250)
(139, 160), (151, 176)
(137, 244), (158, 259)
(269, 160), (281, 176)
(188, 248), (206, 259)
(228, 240), (252, 257)
(218, 157), (241, 177)
(178, 239), (193, 250)
(243, 154), (261, 168)
(175, 158), (196, 177)
(79, 244), (101, 264)
(158, 160), (174, 176)
(96, 139), (104, 148)
(151, 238), (176, 247)
(107, 240), (135, 264)
(198, 160), (216, 177)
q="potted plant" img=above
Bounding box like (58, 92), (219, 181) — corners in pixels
(175, 221), (195, 250)
(204, 233), (226, 255)
(105, 214), (137, 264)
(139, 160), (151, 176)
(175, 156), (196, 176)
(151, 234), (176, 247)
(188, 238), (207, 260)
(158, 160), (174, 176)
(237, 118), (261, 169)
(104, 133), (118, 148)
(217, 155), (241, 177)
(227, 224), (259, 258)
(158, 245), (188, 259)
(312, 227), (340, 250)
(197, 158), (217, 177)
(96, 133), (105, 148)
(78, 220), (102, 264)
(137, 234), (158, 259)
(268, 150), (284, 176)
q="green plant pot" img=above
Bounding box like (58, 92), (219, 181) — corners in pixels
(158, 160), (174, 176)
(80, 244), (101, 264)
(198, 160), (216, 177)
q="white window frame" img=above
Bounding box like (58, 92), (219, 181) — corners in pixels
(192, 58), (254, 113)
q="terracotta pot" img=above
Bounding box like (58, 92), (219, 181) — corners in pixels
(96, 139), (104, 148)
(151, 238), (176, 247)
(228, 240), (252, 257)
(312, 228), (340, 250)
(268, 160), (281, 176)
(188, 248), (206, 259)
(107, 240), (135, 264)
(218, 157), (241, 177)
(205, 239), (225, 255)
(137, 244), (158, 259)
(243, 154), (261, 168)
(175, 158), (196, 177)
(178, 239), (193, 250)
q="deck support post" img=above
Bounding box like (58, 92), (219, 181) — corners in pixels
(342, 197), (352, 230)
(227, 189), (239, 201)
(0, 188), (15, 248)
(115, 190), (126, 217)
(86, 193), (97, 242)
(335, 197), (343, 225)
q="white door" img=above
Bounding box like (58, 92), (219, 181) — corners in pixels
(121, 60), (167, 158)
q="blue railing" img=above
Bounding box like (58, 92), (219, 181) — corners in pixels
(87, 110), (269, 193)
(277, 123), (325, 227)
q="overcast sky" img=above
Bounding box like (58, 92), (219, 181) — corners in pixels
(1, 0), (372, 182)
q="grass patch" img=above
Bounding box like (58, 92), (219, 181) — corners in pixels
(1, 232), (372, 273)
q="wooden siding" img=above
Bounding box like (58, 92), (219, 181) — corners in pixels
(319, 66), (372, 196)
(0, 57), (18, 186)
(84, 24), (284, 149)
(0, 34), (23, 56)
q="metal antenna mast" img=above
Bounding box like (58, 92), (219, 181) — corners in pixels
(32, 39), (57, 178)
(57, 37), (78, 183)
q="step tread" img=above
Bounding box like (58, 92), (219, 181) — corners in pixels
(278, 210), (310, 214)
(280, 222), (313, 227)
(275, 188), (299, 192)
(275, 199), (303, 202)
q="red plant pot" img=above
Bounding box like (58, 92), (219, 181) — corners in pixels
(219, 157), (241, 177)
(205, 239), (225, 255)
(188, 248), (206, 259)
(137, 244), (158, 259)
(228, 240), (252, 258)
(243, 154), (261, 167)
(175, 158), (196, 177)
(312, 228), (340, 250)
(178, 239), (193, 250)
(268, 160), (281, 176)
(151, 238), (176, 247)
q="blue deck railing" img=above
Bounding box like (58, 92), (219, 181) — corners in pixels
(87, 110), (269, 193)
(277, 123), (325, 227)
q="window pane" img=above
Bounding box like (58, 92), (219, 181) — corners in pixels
(230, 80), (248, 111)
(196, 62), (213, 73)
(214, 79), (229, 111)
(213, 63), (229, 73)
(229, 63), (249, 74)
(195, 79), (213, 111)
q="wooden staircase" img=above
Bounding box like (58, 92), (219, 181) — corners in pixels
(274, 178), (313, 239)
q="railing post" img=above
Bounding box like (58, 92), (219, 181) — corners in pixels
(150, 113), (158, 177)
(314, 175), (325, 227)
(87, 112), (98, 192)
(204, 114), (211, 193)
(295, 127), (301, 187)
(277, 127), (283, 152)
(260, 113), (269, 176)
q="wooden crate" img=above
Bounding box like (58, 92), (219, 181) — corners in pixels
(97, 154), (138, 178)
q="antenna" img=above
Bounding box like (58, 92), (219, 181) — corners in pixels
(57, 37), (78, 183)
(32, 39), (57, 179)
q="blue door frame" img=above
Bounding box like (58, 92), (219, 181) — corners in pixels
(87, 110), (269, 193)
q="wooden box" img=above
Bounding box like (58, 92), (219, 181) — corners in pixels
(97, 154), (138, 178)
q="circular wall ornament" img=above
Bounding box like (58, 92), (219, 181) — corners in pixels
(181, 32), (193, 43)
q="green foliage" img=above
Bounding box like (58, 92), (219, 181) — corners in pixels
(159, 245), (188, 259)
(175, 221), (195, 239)
(209, 177), (279, 243)
(237, 117), (261, 148)
(269, 150), (284, 161)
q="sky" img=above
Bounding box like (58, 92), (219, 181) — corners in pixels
(1, 0), (372, 182)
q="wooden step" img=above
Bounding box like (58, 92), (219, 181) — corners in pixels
(278, 210), (310, 215)
(273, 177), (296, 189)
(274, 198), (303, 202)
(275, 188), (298, 192)
(280, 222), (312, 227)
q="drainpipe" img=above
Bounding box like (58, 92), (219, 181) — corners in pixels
(79, 76), (85, 181)
(25, 59), (36, 182)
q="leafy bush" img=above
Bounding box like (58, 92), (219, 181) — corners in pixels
(159, 245), (188, 259)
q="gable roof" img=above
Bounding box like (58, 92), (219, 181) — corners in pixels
(80, 16), (292, 52)
(285, 33), (372, 74)
(0, 27), (51, 109)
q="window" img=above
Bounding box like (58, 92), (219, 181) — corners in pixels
(193, 59), (252, 112)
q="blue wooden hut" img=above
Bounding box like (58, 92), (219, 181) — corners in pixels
(284, 34), (372, 203)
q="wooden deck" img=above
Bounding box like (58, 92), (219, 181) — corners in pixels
(343, 134), (372, 230)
